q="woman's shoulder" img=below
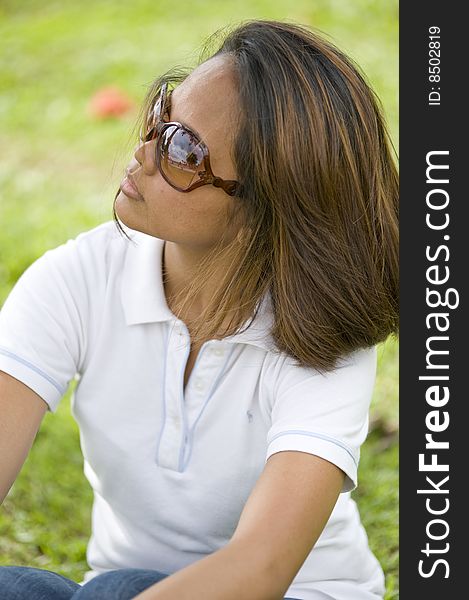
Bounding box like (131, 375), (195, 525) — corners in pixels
(263, 344), (377, 397)
(44, 220), (128, 262)
(33, 220), (135, 284)
(261, 346), (378, 494)
(1, 220), (133, 327)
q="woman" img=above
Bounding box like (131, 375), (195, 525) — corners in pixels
(0, 19), (398, 600)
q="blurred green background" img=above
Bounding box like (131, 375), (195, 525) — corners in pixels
(0, 1), (399, 598)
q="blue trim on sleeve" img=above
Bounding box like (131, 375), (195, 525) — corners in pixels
(0, 346), (66, 395)
(268, 429), (358, 466)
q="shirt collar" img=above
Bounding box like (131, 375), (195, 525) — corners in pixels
(120, 227), (275, 352)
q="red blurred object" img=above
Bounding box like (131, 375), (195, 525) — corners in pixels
(88, 86), (135, 119)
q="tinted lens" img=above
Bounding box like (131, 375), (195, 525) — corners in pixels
(159, 125), (205, 189)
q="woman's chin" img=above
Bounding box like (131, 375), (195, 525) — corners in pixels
(114, 193), (142, 229)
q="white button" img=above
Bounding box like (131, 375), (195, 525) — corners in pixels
(213, 347), (225, 357)
(194, 378), (205, 391)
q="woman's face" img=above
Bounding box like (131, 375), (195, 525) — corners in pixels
(114, 56), (242, 249)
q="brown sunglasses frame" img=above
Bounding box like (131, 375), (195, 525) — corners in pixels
(142, 82), (240, 197)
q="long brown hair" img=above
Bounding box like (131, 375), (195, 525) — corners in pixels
(114, 19), (399, 372)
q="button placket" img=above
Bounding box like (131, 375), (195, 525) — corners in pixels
(187, 343), (222, 399)
(155, 322), (189, 471)
(156, 329), (233, 472)
(183, 342), (232, 433)
(194, 380), (203, 391)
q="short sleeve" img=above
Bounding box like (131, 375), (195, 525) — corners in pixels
(0, 239), (89, 413)
(266, 347), (377, 493)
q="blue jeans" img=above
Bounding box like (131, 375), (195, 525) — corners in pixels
(0, 565), (301, 599)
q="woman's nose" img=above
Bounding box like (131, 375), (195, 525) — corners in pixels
(133, 141), (145, 166)
(133, 139), (158, 175)
(126, 156), (140, 174)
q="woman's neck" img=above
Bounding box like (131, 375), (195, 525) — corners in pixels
(162, 240), (224, 323)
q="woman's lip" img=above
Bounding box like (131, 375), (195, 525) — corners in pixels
(120, 174), (144, 200)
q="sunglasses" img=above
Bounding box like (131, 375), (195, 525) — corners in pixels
(140, 82), (240, 196)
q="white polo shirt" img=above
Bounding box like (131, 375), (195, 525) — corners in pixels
(0, 221), (385, 599)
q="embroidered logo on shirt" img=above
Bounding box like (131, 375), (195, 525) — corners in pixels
(246, 410), (254, 423)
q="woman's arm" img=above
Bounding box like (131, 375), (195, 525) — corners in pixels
(133, 451), (344, 600)
(133, 537), (279, 600)
(0, 371), (48, 504)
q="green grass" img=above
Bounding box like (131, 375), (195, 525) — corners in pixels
(0, 1), (398, 597)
